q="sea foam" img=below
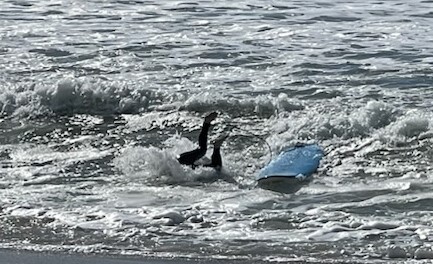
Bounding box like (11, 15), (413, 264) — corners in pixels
(112, 135), (223, 184)
(1, 78), (155, 118)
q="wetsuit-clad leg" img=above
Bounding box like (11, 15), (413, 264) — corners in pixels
(206, 146), (222, 169)
(204, 133), (228, 169)
(177, 122), (211, 166)
(178, 112), (227, 169)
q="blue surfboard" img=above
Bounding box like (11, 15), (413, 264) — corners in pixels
(257, 144), (323, 193)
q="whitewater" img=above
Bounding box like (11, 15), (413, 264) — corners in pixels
(1, 0), (433, 263)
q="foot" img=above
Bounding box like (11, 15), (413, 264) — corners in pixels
(204, 112), (218, 124)
(212, 134), (229, 148)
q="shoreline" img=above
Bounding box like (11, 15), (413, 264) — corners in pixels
(0, 248), (373, 264)
(0, 249), (269, 264)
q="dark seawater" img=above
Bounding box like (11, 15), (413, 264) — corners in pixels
(1, 0), (433, 262)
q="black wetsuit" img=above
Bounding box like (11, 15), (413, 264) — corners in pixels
(177, 122), (222, 169)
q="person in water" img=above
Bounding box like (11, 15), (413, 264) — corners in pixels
(177, 112), (227, 170)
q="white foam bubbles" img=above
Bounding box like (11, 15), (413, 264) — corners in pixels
(384, 110), (430, 139)
(48, 78), (151, 115)
(180, 92), (303, 117)
(265, 100), (432, 156)
(1, 77), (159, 118)
(123, 112), (191, 132)
(354, 100), (397, 129)
(113, 146), (184, 184)
(113, 135), (221, 184)
(2, 78), (307, 119)
(266, 101), (392, 147)
(10, 144), (110, 166)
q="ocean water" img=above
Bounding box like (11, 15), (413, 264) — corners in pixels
(1, 0), (433, 262)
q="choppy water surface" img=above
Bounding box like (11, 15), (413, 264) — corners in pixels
(1, 0), (433, 262)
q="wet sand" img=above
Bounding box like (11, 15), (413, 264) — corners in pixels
(0, 249), (367, 264)
(0, 249), (268, 264)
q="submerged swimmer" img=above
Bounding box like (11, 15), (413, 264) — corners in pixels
(177, 112), (228, 170)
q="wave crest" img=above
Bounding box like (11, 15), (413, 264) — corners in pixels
(1, 78), (155, 118)
(180, 92), (303, 117)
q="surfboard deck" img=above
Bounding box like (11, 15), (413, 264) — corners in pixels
(257, 144), (323, 193)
